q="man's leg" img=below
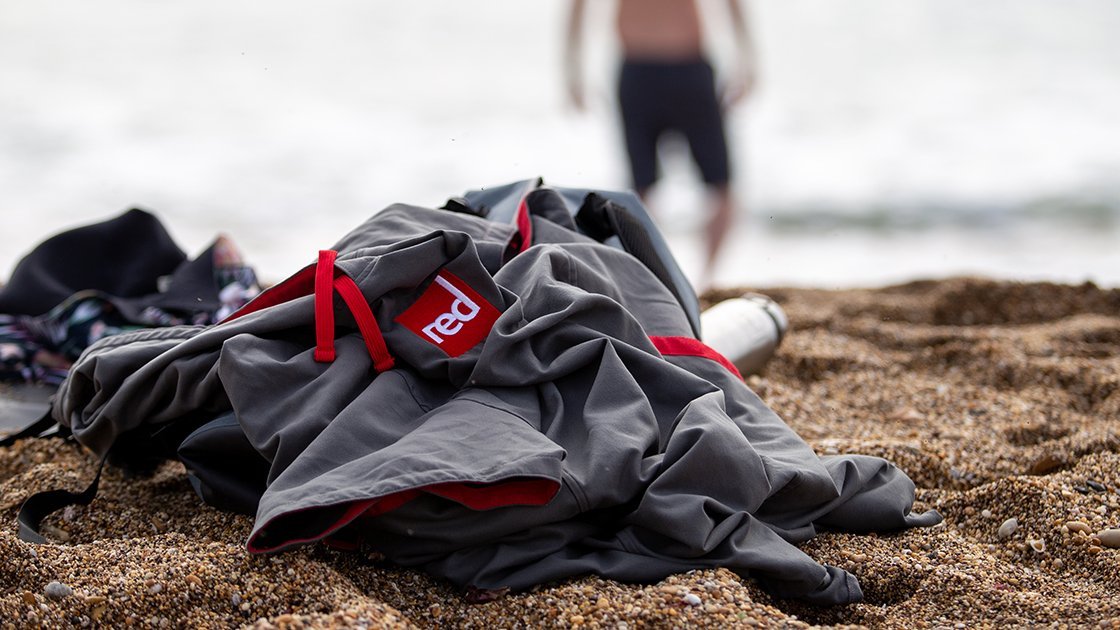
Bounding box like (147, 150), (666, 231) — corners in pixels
(700, 183), (735, 292)
(618, 60), (662, 195)
(677, 59), (734, 292)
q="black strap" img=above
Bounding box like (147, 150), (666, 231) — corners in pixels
(3, 401), (96, 543)
(17, 455), (105, 544)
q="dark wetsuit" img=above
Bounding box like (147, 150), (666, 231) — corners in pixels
(618, 57), (730, 191)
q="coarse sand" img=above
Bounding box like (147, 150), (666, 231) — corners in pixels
(2, 277), (1119, 628)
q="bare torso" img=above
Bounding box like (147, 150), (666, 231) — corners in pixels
(616, 0), (704, 60)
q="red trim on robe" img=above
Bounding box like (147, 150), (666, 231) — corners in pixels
(650, 335), (743, 380)
(314, 249), (339, 362)
(515, 196), (533, 253)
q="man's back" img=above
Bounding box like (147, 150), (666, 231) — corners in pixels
(616, 0), (704, 60)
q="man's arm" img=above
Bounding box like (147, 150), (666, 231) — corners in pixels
(722, 0), (758, 108)
(565, 0), (588, 110)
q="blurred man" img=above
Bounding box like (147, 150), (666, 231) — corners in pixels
(566, 0), (757, 290)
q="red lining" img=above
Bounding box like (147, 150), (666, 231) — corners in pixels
(423, 478), (559, 510)
(650, 335), (743, 380)
(221, 264), (316, 323)
(247, 478), (558, 554)
(515, 196), (533, 253)
(314, 249), (338, 362)
(247, 496), (378, 553)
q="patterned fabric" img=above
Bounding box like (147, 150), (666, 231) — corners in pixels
(0, 256), (258, 386)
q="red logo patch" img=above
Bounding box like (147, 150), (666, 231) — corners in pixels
(395, 271), (500, 357)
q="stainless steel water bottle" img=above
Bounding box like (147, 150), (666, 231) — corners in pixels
(700, 293), (789, 376)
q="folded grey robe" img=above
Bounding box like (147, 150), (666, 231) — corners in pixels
(55, 203), (940, 605)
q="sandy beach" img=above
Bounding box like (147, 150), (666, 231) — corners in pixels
(2, 276), (1119, 628)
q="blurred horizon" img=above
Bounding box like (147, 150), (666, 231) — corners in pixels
(2, 0), (1118, 289)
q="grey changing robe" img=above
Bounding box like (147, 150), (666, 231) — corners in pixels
(55, 203), (940, 605)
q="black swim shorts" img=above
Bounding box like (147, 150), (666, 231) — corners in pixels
(617, 57), (731, 191)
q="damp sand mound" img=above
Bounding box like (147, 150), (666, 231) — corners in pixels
(3, 277), (1120, 628)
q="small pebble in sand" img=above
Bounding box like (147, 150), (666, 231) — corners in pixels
(981, 509), (992, 518)
(1096, 529), (1120, 548)
(997, 518), (1019, 540)
(44, 582), (73, 600)
(1066, 521), (1092, 535)
(1087, 480), (1106, 492)
(683, 593), (702, 607)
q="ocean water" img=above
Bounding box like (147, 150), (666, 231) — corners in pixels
(1, 0), (1117, 289)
